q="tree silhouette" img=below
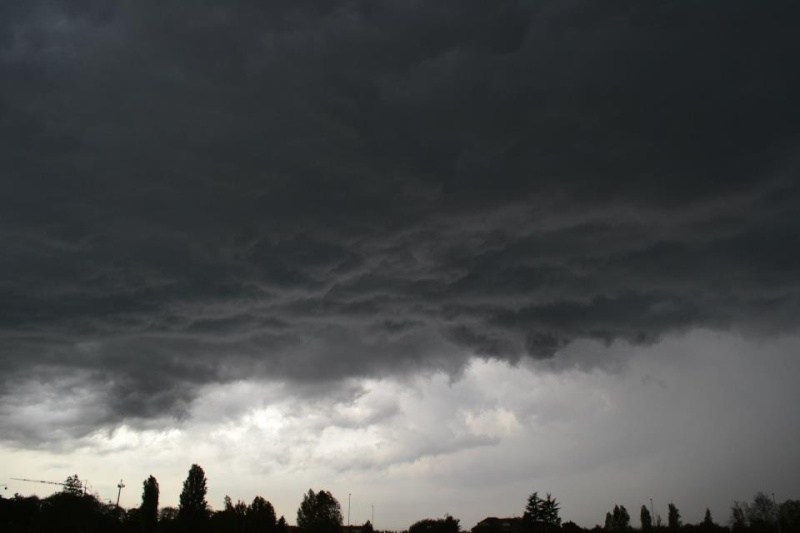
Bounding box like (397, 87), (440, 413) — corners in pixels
(616, 505), (630, 530)
(160, 506), (179, 521)
(277, 515), (289, 533)
(702, 509), (714, 528)
(730, 502), (748, 533)
(247, 495), (277, 533)
(641, 506), (653, 531)
(142, 475), (159, 533)
(409, 515), (461, 533)
(160, 506), (180, 533)
(744, 492), (778, 533)
(297, 489), (343, 533)
(668, 504), (681, 531)
(779, 499), (800, 533)
(541, 493), (562, 527)
(214, 494), (250, 532)
(525, 493), (544, 523)
(178, 464), (209, 530)
(63, 474), (83, 496)
(606, 505), (630, 532)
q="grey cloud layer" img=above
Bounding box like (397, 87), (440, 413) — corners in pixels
(2, 1), (799, 440)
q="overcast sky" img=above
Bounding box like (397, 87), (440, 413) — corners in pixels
(1, 0), (799, 529)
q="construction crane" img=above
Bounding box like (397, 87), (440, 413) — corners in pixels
(11, 477), (68, 487)
(115, 479), (125, 507)
(11, 477), (88, 496)
(12, 477), (108, 502)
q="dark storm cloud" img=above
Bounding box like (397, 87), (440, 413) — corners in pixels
(2, 0), (799, 441)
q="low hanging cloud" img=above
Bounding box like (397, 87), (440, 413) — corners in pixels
(1, 0), (799, 442)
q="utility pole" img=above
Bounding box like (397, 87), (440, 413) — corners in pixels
(116, 480), (125, 507)
(650, 499), (655, 524)
(372, 504), (375, 527)
(348, 493), (351, 526)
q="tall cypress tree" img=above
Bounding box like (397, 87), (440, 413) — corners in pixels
(178, 464), (209, 530)
(668, 504), (681, 531)
(641, 505), (653, 531)
(142, 475), (159, 533)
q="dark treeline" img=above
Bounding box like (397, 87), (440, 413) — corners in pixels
(1, 465), (798, 533)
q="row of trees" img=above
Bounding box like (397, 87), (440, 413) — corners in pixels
(417, 492), (562, 533)
(2, 471), (798, 533)
(0, 465), (368, 533)
(732, 493), (800, 533)
(0, 465), (286, 533)
(605, 503), (686, 532)
(168, 463), (291, 533)
(599, 494), (799, 533)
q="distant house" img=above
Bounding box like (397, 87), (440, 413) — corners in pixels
(472, 517), (524, 533)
